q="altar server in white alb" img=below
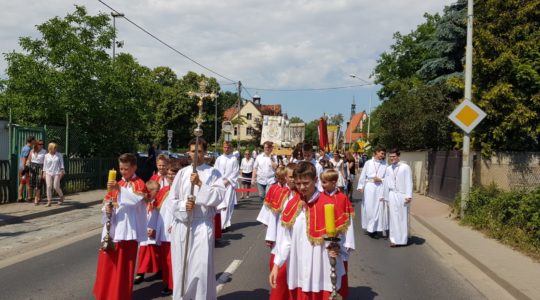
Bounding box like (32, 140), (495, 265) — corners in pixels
(357, 147), (388, 237)
(169, 138), (226, 300)
(381, 149), (413, 247)
(214, 141), (239, 231)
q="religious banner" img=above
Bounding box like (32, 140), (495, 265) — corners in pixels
(289, 123), (305, 147)
(318, 117), (329, 151)
(327, 124), (338, 151)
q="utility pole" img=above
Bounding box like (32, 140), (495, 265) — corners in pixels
(65, 113), (69, 157)
(237, 81), (242, 152)
(111, 12), (124, 63)
(461, 0), (474, 219)
(367, 94), (372, 139)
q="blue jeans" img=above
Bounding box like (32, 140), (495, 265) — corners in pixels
(256, 183), (270, 201)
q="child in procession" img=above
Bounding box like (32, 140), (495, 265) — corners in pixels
(270, 161), (351, 299)
(93, 153), (149, 300)
(134, 180), (161, 284)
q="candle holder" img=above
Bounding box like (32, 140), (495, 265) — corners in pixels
(324, 236), (342, 300)
(100, 200), (115, 252)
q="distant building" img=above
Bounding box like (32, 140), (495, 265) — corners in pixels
(223, 94), (282, 142)
(344, 111), (368, 148)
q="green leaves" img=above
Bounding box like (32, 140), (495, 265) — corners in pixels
(0, 6), (236, 156)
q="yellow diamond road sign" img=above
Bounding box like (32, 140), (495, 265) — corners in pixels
(449, 100), (486, 133)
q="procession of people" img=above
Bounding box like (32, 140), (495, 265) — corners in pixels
(92, 137), (412, 300)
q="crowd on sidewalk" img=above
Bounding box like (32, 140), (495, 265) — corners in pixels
(17, 136), (65, 207)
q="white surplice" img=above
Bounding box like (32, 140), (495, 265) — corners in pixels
(169, 164), (226, 300)
(382, 162), (413, 245)
(274, 191), (345, 293)
(357, 158), (388, 233)
(156, 191), (173, 243)
(101, 181), (147, 243)
(214, 154), (239, 230)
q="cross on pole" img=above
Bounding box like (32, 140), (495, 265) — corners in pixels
(181, 79), (217, 297)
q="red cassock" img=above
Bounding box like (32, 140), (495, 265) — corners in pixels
(160, 241), (173, 290)
(93, 177), (148, 300)
(214, 214), (222, 240)
(155, 186), (173, 289)
(269, 253), (290, 300)
(265, 183), (291, 300)
(136, 244), (161, 274)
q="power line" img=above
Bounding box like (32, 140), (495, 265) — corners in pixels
(98, 0), (237, 83)
(242, 86), (253, 99)
(243, 82), (373, 92)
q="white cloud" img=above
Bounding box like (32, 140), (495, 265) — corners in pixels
(0, 0), (455, 122)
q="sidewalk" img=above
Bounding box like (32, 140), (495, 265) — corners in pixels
(0, 190), (105, 226)
(411, 193), (540, 300)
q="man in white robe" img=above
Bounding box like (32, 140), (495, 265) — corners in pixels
(301, 142), (324, 191)
(357, 147), (388, 237)
(381, 149), (413, 246)
(214, 141), (239, 230)
(169, 138), (226, 300)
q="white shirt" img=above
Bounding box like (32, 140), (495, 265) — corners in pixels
(30, 149), (47, 164)
(240, 157), (255, 173)
(43, 152), (65, 176)
(214, 153), (240, 188)
(253, 153), (276, 185)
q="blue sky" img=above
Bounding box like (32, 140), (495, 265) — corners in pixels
(0, 0), (455, 125)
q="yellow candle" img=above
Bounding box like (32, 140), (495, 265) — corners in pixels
(324, 203), (336, 237)
(108, 169), (117, 182)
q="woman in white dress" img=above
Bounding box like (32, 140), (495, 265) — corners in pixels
(240, 150), (255, 199)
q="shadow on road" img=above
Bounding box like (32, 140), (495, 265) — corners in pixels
(348, 286), (378, 299)
(0, 230), (28, 237)
(408, 235), (426, 246)
(132, 281), (167, 299)
(218, 288), (269, 299)
(228, 221), (260, 232)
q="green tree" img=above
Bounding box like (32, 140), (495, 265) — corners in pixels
(289, 116), (304, 123)
(329, 113), (344, 126)
(304, 119), (320, 146)
(1, 6), (145, 156)
(473, 0), (540, 153)
(418, 0), (467, 83)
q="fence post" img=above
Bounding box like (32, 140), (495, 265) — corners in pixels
(9, 154), (18, 202)
(98, 157), (103, 189)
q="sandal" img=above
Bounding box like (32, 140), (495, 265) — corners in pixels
(58, 196), (64, 205)
(45, 202), (51, 207)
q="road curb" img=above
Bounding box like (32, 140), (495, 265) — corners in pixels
(0, 200), (103, 226)
(412, 214), (531, 300)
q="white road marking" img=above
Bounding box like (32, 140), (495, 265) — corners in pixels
(216, 259), (243, 294)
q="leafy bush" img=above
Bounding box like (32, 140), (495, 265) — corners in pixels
(459, 186), (540, 259)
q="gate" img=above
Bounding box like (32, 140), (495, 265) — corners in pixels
(427, 150), (462, 203)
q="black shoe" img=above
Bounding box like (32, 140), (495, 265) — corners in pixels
(134, 274), (144, 284)
(368, 232), (379, 239)
(161, 288), (172, 296)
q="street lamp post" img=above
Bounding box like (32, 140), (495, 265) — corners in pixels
(111, 12), (124, 63)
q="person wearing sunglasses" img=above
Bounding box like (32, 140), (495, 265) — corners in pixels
(28, 140), (47, 205)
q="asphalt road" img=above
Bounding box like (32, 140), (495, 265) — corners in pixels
(0, 189), (486, 300)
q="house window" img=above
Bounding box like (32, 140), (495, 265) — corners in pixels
(247, 113), (252, 120)
(246, 127), (254, 136)
(234, 127), (238, 136)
